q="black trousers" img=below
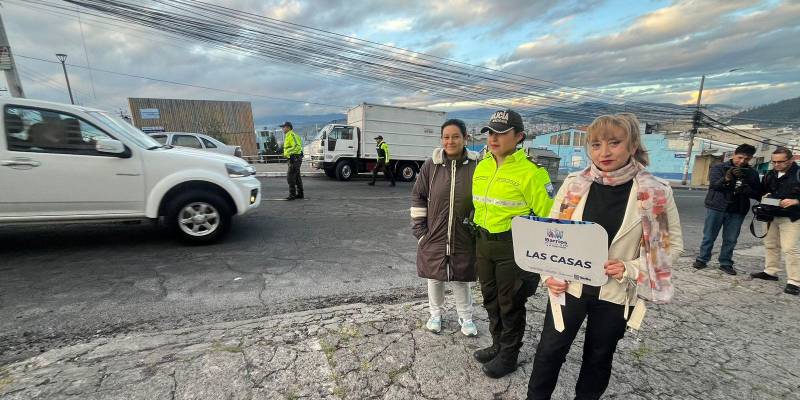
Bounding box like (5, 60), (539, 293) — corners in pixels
(370, 159), (395, 184)
(476, 236), (539, 359)
(527, 290), (629, 400)
(287, 155), (303, 196)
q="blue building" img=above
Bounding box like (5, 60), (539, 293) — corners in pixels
(528, 128), (736, 181)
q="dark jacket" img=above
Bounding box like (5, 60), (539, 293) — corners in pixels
(761, 162), (800, 221)
(411, 147), (478, 282)
(704, 160), (761, 214)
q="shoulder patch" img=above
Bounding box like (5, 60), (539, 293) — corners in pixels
(545, 182), (555, 198)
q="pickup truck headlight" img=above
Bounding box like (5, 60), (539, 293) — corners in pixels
(226, 163), (256, 178)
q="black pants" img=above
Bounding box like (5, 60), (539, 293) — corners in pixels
(476, 235), (539, 359)
(287, 155), (303, 196)
(527, 290), (628, 400)
(370, 159), (395, 184)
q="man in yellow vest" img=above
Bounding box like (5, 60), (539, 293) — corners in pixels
(472, 109), (554, 379)
(368, 135), (396, 186)
(281, 121), (304, 200)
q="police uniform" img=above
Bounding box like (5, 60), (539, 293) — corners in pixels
(472, 110), (554, 378)
(369, 136), (395, 186)
(282, 124), (303, 199)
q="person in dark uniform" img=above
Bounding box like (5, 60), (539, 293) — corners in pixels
(368, 135), (395, 186)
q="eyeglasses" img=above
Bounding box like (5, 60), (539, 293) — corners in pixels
(772, 159), (791, 164)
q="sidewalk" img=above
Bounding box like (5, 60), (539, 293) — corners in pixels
(253, 162), (324, 178)
(1, 256), (798, 400)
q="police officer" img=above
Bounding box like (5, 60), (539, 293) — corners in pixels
(472, 109), (554, 379)
(281, 121), (303, 200)
(368, 135), (395, 186)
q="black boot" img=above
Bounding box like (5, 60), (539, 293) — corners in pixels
(296, 192), (304, 199)
(481, 352), (517, 379)
(473, 343), (499, 364)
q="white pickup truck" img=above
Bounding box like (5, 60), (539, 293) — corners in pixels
(0, 98), (261, 244)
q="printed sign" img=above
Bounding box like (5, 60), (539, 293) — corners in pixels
(512, 216), (609, 286)
(674, 152), (688, 158)
(140, 108), (160, 119)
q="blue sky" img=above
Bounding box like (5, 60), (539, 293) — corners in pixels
(2, 0), (798, 121)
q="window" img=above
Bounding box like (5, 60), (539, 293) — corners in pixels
(4, 105), (113, 155)
(341, 127), (353, 140)
(550, 135), (558, 145)
(151, 135), (168, 144)
(172, 134), (202, 149)
(573, 132), (586, 147)
(201, 137), (217, 148)
(329, 127), (343, 140)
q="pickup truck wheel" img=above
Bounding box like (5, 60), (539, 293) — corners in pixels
(398, 162), (417, 182)
(335, 160), (354, 181)
(324, 167), (336, 179)
(166, 191), (232, 244)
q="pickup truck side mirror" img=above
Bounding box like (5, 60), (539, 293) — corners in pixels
(96, 138), (129, 157)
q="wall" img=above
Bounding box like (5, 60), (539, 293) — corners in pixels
(128, 98), (258, 156)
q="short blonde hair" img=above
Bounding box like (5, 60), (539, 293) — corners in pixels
(586, 113), (649, 166)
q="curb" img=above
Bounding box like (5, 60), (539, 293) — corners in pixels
(256, 172), (325, 177)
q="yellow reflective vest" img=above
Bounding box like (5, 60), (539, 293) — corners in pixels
(283, 130), (303, 158)
(472, 149), (554, 233)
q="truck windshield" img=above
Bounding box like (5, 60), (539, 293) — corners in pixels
(87, 111), (162, 149)
(314, 126), (329, 140)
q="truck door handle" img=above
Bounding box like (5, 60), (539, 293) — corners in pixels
(2, 158), (41, 168)
(347, 146), (354, 148)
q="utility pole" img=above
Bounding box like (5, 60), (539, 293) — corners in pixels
(0, 12), (25, 97)
(681, 74), (705, 186)
(56, 54), (75, 104)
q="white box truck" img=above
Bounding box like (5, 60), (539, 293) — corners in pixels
(309, 103), (445, 181)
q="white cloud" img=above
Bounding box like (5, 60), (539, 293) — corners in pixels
(377, 18), (414, 32)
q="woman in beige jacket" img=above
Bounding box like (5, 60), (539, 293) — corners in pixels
(527, 114), (683, 400)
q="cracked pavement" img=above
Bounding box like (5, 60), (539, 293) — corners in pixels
(2, 254), (799, 399)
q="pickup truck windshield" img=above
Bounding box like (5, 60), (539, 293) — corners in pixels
(87, 111), (162, 149)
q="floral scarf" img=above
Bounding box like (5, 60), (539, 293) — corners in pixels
(558, 160), (674, 304)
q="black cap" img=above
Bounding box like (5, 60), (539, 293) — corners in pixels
(480, 109), (524, 134)
(374, 135), (383, 140)
(279, 121), (293, 129)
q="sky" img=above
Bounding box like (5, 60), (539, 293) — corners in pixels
(2, 0), (799, 123)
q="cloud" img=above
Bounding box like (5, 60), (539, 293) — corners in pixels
(377, 18), (414, 32)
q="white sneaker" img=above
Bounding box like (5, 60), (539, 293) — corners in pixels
(459, 318), (478, 337)
(426, 316), (442, 333)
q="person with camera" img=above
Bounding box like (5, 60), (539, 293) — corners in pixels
(693, 144), (761, 275)
(751, 147), (800, 296)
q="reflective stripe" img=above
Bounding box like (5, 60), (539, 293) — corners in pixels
(410, 207), (427, 218)
(473, 195), (527, 208)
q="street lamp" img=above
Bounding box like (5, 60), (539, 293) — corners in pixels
(55, 53), (74, 105)
(680, 68), (742, 186)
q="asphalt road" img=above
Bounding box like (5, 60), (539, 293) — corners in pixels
(0, 176), (759, 364)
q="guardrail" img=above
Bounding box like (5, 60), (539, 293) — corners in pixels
(242, 155), (288, 164)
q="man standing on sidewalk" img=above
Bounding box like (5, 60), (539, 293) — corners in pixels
(751, 147), (800, 296)
(693, 144), (760, 275)
(368, 135), (395, 186)
(281, 121), (304, 200)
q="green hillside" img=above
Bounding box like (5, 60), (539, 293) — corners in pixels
(730, 97), (800, 125)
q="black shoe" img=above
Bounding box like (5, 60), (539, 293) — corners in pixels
(367, 182), (375, 186)
(692, 260), (707, 269)
(750, 271), (779, 281)
(390, 182), (396, 187)
(784, 284), (800, 296)
(719, 265), (737, 275)
(473, 344), (499, 364)
(481, 353), (517, 379)
(296, 193), (304, 199)
(285, 195), (296, 201)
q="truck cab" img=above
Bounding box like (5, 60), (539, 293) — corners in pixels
(310, 124), (359, 180)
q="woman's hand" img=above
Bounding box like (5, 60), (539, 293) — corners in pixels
(604, 260), (625, 280)
(779, 198), (799, 208)
(545, 277), (569, 295)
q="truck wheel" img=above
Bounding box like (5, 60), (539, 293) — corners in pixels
(398, 162), (418, 182)
(324, 167), (336, 179)
(166, 191), (232, 245)
(335, 160), (354, 181)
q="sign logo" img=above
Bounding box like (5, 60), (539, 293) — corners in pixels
(490, 111), (509, 124)
(545, 228), (568, 248)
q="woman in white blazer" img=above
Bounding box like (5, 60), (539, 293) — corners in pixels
(527, 113), (683, 400)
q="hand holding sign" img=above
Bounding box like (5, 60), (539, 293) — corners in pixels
(512, 216), (609, 287)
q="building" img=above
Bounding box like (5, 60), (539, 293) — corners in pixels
(528, 128), (737, 182)
(128, 98), (258, 156)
